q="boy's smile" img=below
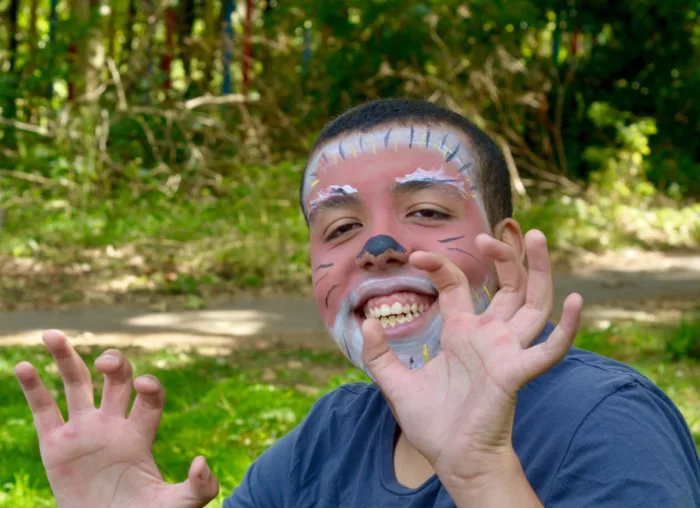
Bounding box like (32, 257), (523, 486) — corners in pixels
(304, 124), (496, 372)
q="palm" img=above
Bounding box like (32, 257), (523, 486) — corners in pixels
(362, 231), (583, 480)
(42, 414), (160, 505)
(15, 331), (218, 508)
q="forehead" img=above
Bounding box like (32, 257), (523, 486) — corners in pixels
(302, 124), (480, 212)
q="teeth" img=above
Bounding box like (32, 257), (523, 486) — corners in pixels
(367, 300), (433, 328)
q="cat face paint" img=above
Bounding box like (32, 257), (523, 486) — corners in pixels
(306, 125), (495, 373)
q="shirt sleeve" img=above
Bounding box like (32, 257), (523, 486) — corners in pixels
(546, 381), (700, 507)
(223, 425), (299, 508)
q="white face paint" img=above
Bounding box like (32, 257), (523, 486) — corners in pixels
(332, 276), (444, 376)
(395, 165), (469, 198)
(303, 125), (483, 213)
(309, 185), (359, 210)
(306, 123), (497, 374)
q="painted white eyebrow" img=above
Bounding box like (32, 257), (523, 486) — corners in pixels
(302, 125), (476, 205)
(309, 185), (359, 210)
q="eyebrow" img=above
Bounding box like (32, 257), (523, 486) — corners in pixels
(308, 193), (362, 226)
(390, 179), (466, 200)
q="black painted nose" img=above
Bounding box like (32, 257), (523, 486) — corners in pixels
(355, 235), (409, 270)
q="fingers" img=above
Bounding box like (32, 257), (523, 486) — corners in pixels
(128, 374), (166, 444)
(187, 456), (220, 503)
(42, 330), (95, 416)
(410, 251), (474, 321)
(520, 293), (583, 384)
(96, 349), (133, 417)
(509, 230), (555, 346)
(170, 456), (220, 508)
(475, 234), (527, 321)
(15, 361), (64, 438)
(361, 318), (407, 393)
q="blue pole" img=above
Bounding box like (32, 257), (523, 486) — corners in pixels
(302, 24), (311, 78)
(222, 0), (236, 95)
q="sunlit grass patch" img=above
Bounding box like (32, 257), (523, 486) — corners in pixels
(1, 317), (698, 506)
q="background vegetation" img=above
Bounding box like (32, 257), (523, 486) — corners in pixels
(0, 0), (698, 300)
(1, 318), (698, 507)
(0, 1), (699, 506)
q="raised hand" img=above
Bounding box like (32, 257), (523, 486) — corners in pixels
(361, 230), (583, 490)
(14, 330), (219, 508)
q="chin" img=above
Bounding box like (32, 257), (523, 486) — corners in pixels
(331, 285), (444, 373)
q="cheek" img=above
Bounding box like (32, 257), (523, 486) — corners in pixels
(310, 241), (349, 327)
(414, 219), (491, 285)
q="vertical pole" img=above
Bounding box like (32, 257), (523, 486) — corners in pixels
(302, 22), (311, 79)
(48, 0), (59, 98)
(221, 0), (235, 95)
(163, 5), (176, 90)
(242, 0), (253, 96)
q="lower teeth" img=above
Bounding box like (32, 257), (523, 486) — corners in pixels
(380, 313), (418, 328)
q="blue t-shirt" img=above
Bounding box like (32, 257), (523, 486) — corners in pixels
(224, 324), (700, 507)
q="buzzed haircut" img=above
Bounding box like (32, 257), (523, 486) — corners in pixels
(300, 98), (513, 228)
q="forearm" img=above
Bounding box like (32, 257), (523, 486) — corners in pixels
(440, 450), (543, 508)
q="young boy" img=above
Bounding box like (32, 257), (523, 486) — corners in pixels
(15, 99), (700, 507)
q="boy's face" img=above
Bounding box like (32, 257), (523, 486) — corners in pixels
(303, 124), (496, 372)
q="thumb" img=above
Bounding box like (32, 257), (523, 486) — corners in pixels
(171, 456), (220, 508)
(361, 318), (407, 391)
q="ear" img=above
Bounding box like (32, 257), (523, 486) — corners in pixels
(492, 218), (525, 264)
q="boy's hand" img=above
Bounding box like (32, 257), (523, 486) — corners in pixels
(362, 230), (583, 492)
(15, 330), (219, 508)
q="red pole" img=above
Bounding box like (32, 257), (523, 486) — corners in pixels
(243, 0), (253, 96)
(162, 7), (176, 90)
(68, 44), (77, 101)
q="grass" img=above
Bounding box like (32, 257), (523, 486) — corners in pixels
(2, 163), (699, 310)
(0, 318), (698, 507)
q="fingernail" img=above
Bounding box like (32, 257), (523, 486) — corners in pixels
(199, 463), (210, 481)
(98, 352), (118, 363)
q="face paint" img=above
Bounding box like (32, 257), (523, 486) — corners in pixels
(307, 124), (496, 373)
(303, 126), (480, 216)
(310, 185), (358, 211)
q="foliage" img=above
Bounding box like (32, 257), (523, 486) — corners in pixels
(0, 317), (698, 506)
(0, 1), (698, 195)
(666, 312), (700, 361)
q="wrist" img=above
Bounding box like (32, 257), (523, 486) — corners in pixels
(437, 448), (543, 508)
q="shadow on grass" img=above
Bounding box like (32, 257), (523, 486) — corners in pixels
(0, 318), (698, 507)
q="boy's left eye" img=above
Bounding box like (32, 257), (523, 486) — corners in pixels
(408, 209), (451, 220)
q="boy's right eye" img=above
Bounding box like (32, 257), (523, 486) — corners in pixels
(326, 222), (362, 241)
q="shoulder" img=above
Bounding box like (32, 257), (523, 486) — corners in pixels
(518, 323), (673, 424)
(515, 325), (700, 507)
(224, 383), (388, 507)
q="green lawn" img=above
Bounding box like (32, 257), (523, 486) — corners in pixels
(0, 320), (698, 507)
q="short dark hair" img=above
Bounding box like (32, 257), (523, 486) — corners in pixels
(300, 98), (512, 228)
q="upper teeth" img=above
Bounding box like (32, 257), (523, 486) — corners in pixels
(364, 302), (428, 328)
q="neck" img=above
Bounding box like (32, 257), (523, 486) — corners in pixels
(393, 426), (436, 488)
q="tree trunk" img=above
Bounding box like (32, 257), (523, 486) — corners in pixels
(73, 0), (105, 102)
(177, 0), (195, 87)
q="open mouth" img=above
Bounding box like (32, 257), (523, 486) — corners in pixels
(353, 290), (438, 335)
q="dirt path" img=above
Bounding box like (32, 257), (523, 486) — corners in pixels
(1, 251), (698, 352)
